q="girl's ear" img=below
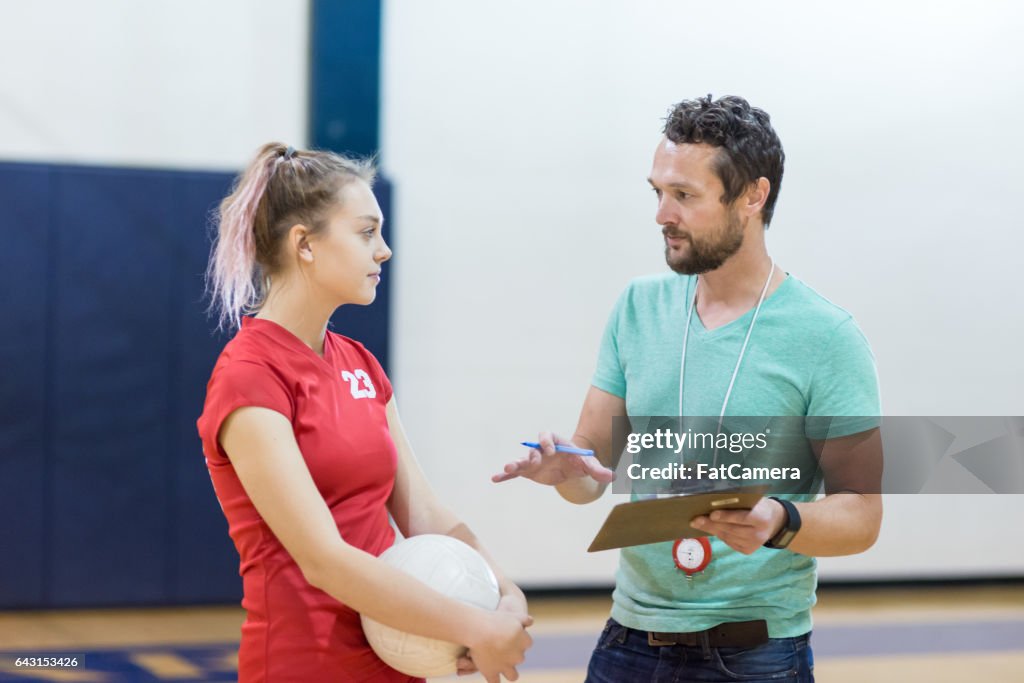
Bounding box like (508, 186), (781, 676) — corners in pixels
(287, 223), (314, 263)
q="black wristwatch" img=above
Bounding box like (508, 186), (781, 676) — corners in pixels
(764, 497), (801, 549)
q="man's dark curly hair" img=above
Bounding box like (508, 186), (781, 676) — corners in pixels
(663, 95), (785, 227)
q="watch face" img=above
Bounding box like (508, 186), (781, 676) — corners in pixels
(673, 537), (711, 573)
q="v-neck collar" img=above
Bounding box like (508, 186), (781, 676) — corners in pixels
(685, 273), (793, 340)
(243, 317), (335, 371)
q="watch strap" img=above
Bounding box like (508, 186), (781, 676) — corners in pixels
(764, 497), (801, 549)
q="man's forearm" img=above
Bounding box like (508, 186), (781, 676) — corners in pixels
(785, 493), (882, 557)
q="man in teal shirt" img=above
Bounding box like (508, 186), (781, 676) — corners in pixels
(494, 95), (882, 682)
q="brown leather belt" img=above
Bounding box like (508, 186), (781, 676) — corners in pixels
(648, 619), (769, 648)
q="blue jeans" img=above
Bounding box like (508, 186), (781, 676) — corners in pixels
(585, 618), (814, 682)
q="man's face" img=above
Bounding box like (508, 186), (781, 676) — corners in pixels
(648, 139), (744, 275)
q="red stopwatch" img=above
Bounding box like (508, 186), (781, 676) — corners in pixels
(672, 537), (712, 576)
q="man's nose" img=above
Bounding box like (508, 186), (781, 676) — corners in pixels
(655, 196), (677, 226)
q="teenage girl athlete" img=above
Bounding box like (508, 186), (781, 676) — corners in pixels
(197, 143), (532, 682)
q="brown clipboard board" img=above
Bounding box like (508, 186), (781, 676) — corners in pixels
(587, 485), (768, 552)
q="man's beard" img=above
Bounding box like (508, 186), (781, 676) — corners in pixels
(664, 210), (745, 275)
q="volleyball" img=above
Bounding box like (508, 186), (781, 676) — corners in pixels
(361, 534), (501, 677)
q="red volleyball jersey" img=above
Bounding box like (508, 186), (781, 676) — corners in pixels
(197, 317), (420, 683)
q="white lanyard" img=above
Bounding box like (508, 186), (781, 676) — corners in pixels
(677, 262), (775, 435)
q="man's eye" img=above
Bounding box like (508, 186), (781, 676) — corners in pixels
(651, 187), (662, 197)
(675, 191), (689, 200)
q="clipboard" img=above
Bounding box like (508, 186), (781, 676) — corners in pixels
(587, 485), (768, 552)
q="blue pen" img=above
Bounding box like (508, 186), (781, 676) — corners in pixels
(520, 441), (595, 456)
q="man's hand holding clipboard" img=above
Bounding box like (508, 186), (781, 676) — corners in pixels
(587, 485), (769, 552)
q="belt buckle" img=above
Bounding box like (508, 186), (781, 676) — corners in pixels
(647, 632), (678, 647)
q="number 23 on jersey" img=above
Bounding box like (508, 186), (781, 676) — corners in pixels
(341, 369), (377, 399)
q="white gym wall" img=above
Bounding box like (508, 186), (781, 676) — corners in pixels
(382, 0), (1024, 584)
(0, 0), (308, 170)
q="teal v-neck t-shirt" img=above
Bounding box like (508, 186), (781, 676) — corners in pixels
(593, 272), (881, 637)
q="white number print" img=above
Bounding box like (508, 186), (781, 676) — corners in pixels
(341, 369), (377, 399)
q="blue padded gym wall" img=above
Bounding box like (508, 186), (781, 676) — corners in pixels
(311, 0), (382, 157)
(0, 162), (392, 607)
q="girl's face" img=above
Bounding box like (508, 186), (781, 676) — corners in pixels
(306, 180), (391, 306)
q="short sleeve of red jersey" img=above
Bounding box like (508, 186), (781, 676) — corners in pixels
(200, 360), (295, 462)
(365, 350), (393, 404)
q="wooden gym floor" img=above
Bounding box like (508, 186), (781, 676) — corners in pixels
(0, 584), (1022, 682)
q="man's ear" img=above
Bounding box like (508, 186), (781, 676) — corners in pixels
(742, 177), (771, 219)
